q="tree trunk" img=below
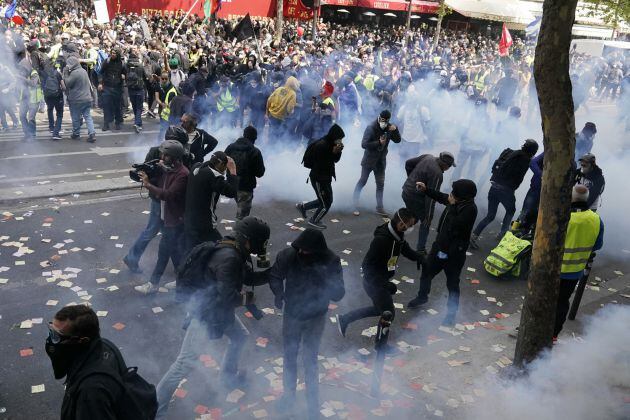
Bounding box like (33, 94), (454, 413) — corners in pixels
(514, 0), (579, 367)
(312, 0), (320, 40)
(275, 0), (284, 45)
(405, 0), (412, 47)
(431, 0), (445, 53)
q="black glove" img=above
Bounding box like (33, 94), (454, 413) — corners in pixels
(274, 295), (284, 310)
(416, 250), (427, 270)
(384, 281), (398, 295)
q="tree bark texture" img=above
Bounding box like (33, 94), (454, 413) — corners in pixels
(431, 0), (445, 53)
(275, 0), (284, 45)
(514, 0), (579, 366)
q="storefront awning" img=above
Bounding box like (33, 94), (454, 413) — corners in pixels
(354, 0), (439, 14)
(445, 0), (534, 27)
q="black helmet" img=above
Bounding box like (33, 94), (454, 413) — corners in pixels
(165, 125), (188, 145)
(159, 140), (185, 159)
(234, 216), (270, 255)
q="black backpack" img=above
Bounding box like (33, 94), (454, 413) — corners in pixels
(491, 148), (514, 176)
(43, 68), (61, 98)
(176, 240), (235, 300)
(302, 140), (318, 169)
(65, 338), (157, 420)
(126, 63), (144, 90)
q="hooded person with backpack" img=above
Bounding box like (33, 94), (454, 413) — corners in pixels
(42, 60), (64, 140)
(126, 50), (147, 133)
(63, 56), (96, 143)
(296, 124), (345, 230)
(156, 217), (271, 419)
(470, 139), (539, 249)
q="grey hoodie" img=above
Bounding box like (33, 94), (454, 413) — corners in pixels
(63, 56), (92, 104)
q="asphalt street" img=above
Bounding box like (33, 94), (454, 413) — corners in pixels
(0, 111), (628, 420)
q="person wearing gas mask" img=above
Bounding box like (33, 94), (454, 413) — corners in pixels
(575, 153), (605, 211)
(46, 305), (152, 420)
(269, 228), (345, 419)
(180, 113), (218, 167)
(408, 179), (478, 326)
(155, 217), (271, 418)
(97, 48), (126, 131)
(184, 151), (238, 252)
(336, 208), (422, 336)
(225, 126), (266, 220)
(353, 110), (402, 216)
(134, 140), (189, 294)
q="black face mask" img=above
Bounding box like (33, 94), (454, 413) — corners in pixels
(45, 338), (88, 379)
(298, 250), (318, 265)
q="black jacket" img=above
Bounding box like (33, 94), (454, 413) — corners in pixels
(360, 119), (401, 168)
(490, 148), (532, 191)
(308, 124), (345, 183)
(575, 164), (605, 209)
(188, 128), (218, 166)
(184, 163), (238, 233)
(125, 58), (146, 91)
(362, 222), (419, 286)
(61, 338), (124, 420)
(269, 246), (345, 320)
(225, 137), (266, 192)
(98, 57), (126, 89)
(425, 188), (477, 258)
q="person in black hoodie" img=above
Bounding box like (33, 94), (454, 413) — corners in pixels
(296, 124), (345, 230)
(353, 110), (402, 216)
(225, 126), (266, 219)
(575, 153), (605, 211)
(269, 228), (345, 419)
(98, 48), (126, 131)
(126, 50), (147, 133)
(470, 139), (539, 248)
(408, 179), (478, 326)
(180, 113), (218, 166)
(336, 208), (422, 335)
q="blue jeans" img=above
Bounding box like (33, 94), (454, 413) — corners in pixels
(19, 100), (37, 138)
(353, 164), (386, 209)
(126, 199), (162, 267)
(158, 118), (169, 143)
(519, 187), (540, 222)
(155, 317), (248, 419)
(128, 89), (144, 127)
(474, 185), (516, 237)
(69, 102), (95, 136)
(416, 223), (431, 251)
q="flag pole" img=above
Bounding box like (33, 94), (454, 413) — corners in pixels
(170, 0), (201, 43)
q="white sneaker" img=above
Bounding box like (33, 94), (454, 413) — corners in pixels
(134, 282), (157, 294)
(164, 281), (176, 290)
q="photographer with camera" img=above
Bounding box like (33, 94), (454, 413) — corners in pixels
(155, 217), (271, 418)
(184, 151), (238, 251)
(269, 228), (345, 419)
(134, 140), (190, 295)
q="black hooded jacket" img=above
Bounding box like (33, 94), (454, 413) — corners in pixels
(188, 128), (219, 166)
(360, 119), (402, 168)
(490, 148), (532, 191)
(362, 222), (419, 286)
(308, 124), (345, 183)
(225, 137), (266, 192)
(98, 56), (126, 89)
(575, 164), (605, 209)
(269, 230), (345, 320)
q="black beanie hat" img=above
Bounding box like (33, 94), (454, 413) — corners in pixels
(452, 179), (477, 200)
(292, 228), (329, 254)
(243, 126), (258, 142)
(379, 109), (391, 120)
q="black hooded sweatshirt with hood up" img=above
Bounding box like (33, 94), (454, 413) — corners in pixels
(225, 136), (265, 192)
(307, 124), (345, 183)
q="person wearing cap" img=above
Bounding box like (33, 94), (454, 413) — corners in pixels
(575, 122), (597, 163)
(353, 110), (401, 216)
(98, 48), (126, 131)
(575, 153), (605, 211)
(470, 139), (539, 248)
(408, 179), (478, 325)
(183, 151), (238, 252)
(225, 126), (266, 220)
(155, 217), (271, 418)
(402, 152), (457, 252)
(554, 185), (604, 340)
(336, 208), (423, 336)
(269, 228), (345, 419)
(134, 140), (190, 295)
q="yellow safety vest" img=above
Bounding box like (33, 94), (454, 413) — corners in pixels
(561, 210), (600, 274)
(22, 69), (44, 104)
(484, 231), (532, 277)
(474, 72), (486, 91)
(322, 97), (334, 108)
(363, 74), (378, 92)
(160, 86), (179, 121)
(216, 85), (237, 113)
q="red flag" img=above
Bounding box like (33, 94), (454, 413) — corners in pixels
(211, 0), (222, 14)
(498, 23), (513, 56)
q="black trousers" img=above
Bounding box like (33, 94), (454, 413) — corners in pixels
(102, 86), (123, 126)
(282, 314), (325, 418)
(417, 247), (465, 315)
(554, 279), (579, 337)
(150, 225), (185, 285)
(344, 280), (395, 325)
(184, 227), (222, 254)
(303, 178), (333, 223)
(45, 94), (64, 135)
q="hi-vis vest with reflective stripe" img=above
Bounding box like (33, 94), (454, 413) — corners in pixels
(22, 69), (43, 104)
(160, 87), (179, 121)
(217, 84), (237, 112)
(474, 72), (486, 91)
(484, 231), (532, 277)
(561, 210), (600, 274)
(363, 74), (378, 91)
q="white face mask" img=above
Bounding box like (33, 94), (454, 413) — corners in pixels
(405, 226), (415, 234)
(379, 121), (388, 129)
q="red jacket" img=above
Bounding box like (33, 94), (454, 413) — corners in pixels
(150, 164), (189, 227)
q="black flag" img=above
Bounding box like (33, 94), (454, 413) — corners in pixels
(231, 13), (255, 41)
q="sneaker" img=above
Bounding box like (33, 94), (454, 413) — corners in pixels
(295, 202), (307, 219)
(407, 295), (428, 309)
(146, 111), (156, 119)
(335, 314), (348, 337)
(308, 220), (326, 230)
(134, 282), (157, 294)
(353, 210), (360, 216)
(375, 207), (389, 217)
(52, 135), (62, 141)
(123, 256), (142, 274)
(442, 313), (456, 326)
(87, 134), (96, 143)
(133, 124), (141, 133)
(102, 124), (110, 132)
(114, 123), (121, 131)
(164, 281), (176, 290)
(469, 233), (480, 250)
(70, 134), (80, 140)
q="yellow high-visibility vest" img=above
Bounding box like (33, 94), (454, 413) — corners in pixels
(484, 231), (531, 277)
(561, 210), (600, 274)
(362, 74), (378, 92)
(474, 72), (486, 91)
(160, 86), (179, 121)
(217, 85), (237, 113)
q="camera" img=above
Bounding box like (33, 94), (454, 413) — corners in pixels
(129, 159), (161, 182)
